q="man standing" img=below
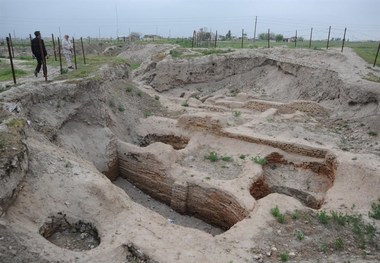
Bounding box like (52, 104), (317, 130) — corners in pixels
(62, 35), (73, 69)
(31, 31), (47, 77)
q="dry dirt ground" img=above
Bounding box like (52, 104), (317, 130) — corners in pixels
(1, 43), (380, 263)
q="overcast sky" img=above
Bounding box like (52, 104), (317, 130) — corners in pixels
(1, 0), (379, 40)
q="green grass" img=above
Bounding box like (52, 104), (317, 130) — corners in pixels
(369, 200), (380, 219)
(232, 111), (241, 117)
(130, 63), (141, 70)
(126, 85), (133, 92)
(317, 211), (329, 225)
(54, 54), (127, 80)
(118, 104), (125, 112)
(280, 252), (289, 262)
(144, 111), (152, 118)
(363, 72), (380, 83)
(252, 155), (267, 165)
(291, 211), (299, 220)
(0, 68), (28, 81)
(221, 155), (233, 162)
(335, 237), (344, 250)
(169, 49), (183, 58)
(295, 230), (304, 241)
(271, 206), (285, 223)
(205, 151), (218, 162)
(181, 101), (189, 107)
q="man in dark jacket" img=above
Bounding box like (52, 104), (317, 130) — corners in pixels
(31, 31), (47, 77)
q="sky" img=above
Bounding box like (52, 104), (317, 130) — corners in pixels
(1, 0), (379, 41)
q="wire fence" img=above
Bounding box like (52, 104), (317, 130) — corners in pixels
(1, 27), (379, 84)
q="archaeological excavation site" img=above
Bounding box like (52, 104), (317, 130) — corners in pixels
(1, 44), (380, 263)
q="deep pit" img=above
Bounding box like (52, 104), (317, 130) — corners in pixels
(39, 213), (100, 251)
(250, 152), (336, 209)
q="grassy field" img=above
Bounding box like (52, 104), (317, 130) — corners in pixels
(0, 59), (28, 81)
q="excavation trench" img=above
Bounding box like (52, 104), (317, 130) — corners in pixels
(113, 144), (249, 234)
(250, 152), (336, 209)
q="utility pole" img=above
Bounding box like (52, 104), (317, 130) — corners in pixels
(253, 16), (257, 43)
(267, 28), (270, 48)
(115, 4), (119, 39)
(295, 30), (297, 47)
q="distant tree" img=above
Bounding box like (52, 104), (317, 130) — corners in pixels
(258, 33), (266, 40)
(226, 30), (232, 40)
(275, 34), (284, 42)
(298, 36), (304, 42)
(259, 32), (275, 40)
(129, 32), (141, 40)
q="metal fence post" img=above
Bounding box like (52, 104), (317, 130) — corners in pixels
(6, 37), (16, 84)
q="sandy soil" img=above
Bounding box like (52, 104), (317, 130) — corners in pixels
(1, 43), (380, 263)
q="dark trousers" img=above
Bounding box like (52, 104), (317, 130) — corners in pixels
(35, 56), (42, 73)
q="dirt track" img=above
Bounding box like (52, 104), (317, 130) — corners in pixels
(1, 44), (380, 262)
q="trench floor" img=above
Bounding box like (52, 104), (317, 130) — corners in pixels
(113, 177), (224, 236)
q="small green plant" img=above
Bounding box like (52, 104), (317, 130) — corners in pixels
(205, 151), (218, 162)
(221, 155), (233, 162)
(131, 63), (141, 70)
(280, 252), (289, 262)
(126, 85), (133, 92)
(295, 230), (304, 241)
(317, 211), (329, 225)
(65, 161), (72, 168)
(271, 206), (281, 217)
(169, 49), (182, 58)
(228, 88), (239, 97)
(270, 206), (285, 223)
(61, 68), (68, 74)
(291, 211), (299, 220)
(136, 90), (142, 97)
(368, 131), (378, 137)
(118, 104), (125, 112)
(232, 111), (241, 117)
(0, 135), (6, 149)
(335, 237), (344, 250)
(205, 177), (211, 180)
(154, 95), (160, 100)
(369, 200), (380, 219)
(109, 99), (116, 108)
(181, 101), (189, 107)
(239, 154), (246, 160)
(6, 119), (25, 129)
(277, 213), (285, 224)
(252, 155), (267, 165)
(144, 111), (152, 118)
(320, 241), (328, 254)
(331, 211), (347, 226)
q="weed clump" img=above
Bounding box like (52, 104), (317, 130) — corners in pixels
(369, 200), (380, 219)
(271, 206), (285, 224)
(205, 151), (218, 162)
(252, 155), (267, 165)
